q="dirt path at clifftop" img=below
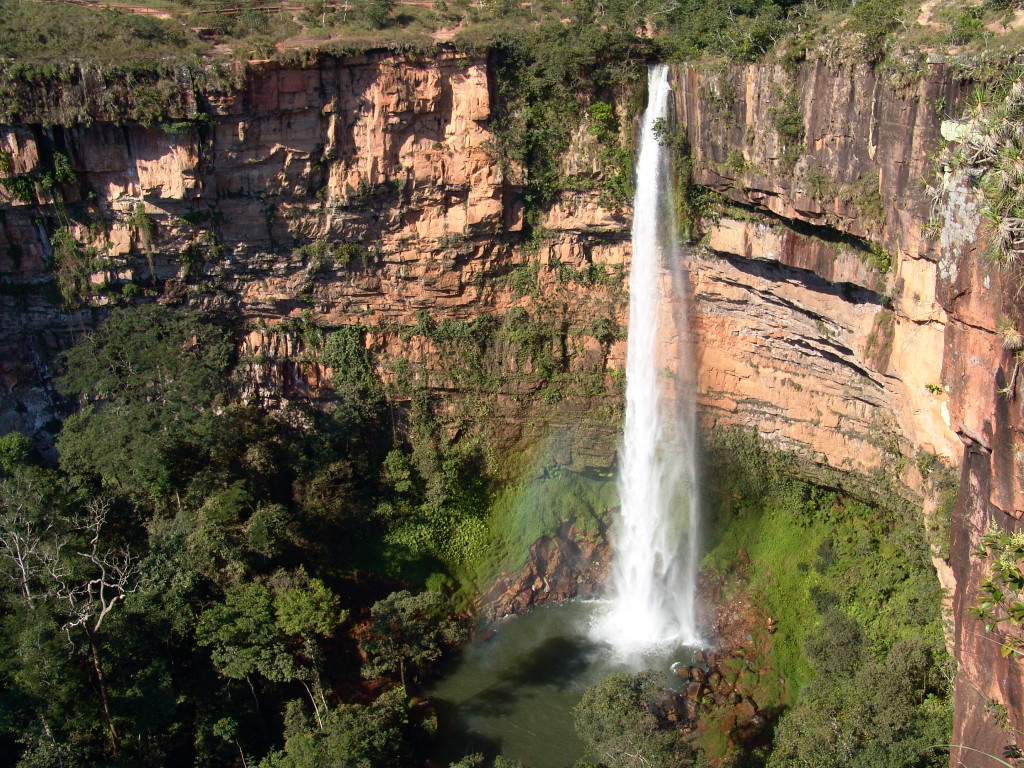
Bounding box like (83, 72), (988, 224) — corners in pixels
(30, 0), (175, 17)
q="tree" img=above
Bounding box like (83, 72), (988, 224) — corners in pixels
(57, 304), (233, 503)
(0, 432), (30, 474)
(0, 470), (64, 605)
(199, 573), (347, 730)
(574, 672), (693, 768)
(275, 577), (345, 638)
(46, 497), (141, 750)
(768, 618), (951, 768)
(321, 326), (385, 433)
(359, 590), (466, 688)
(0, 485), (140, 752)
(353, 0), (395, 28)
(259, 688), (409, 768)
(274, 572), (347, 724)
(197, 580), (304, 715)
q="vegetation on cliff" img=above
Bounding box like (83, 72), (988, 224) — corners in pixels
(464, 430), (953, 768)
(933, 73), (1024, 268)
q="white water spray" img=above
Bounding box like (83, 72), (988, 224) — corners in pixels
(596, 64), (701, 654)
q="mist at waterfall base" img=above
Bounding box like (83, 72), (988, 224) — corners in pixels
(429, 65), (702, 768)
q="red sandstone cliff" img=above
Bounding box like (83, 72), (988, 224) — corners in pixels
(674, 57), (1023, 765)
(0, 51), (628, 471)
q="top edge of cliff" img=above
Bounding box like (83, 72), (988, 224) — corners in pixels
(2, 0), (1024, 126)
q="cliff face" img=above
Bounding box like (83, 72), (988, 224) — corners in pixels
(677, 59), (963, 485)
(0, 52), (629, 472)
(0, 49), (1020, 761)
(674, 57), (1023, 764)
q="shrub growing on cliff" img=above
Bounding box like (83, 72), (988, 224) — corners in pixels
(971, 526), (1024, 659)
(50, 227), (90, 307)
(938, 76), (1024, 267)
(769, 90), (805, 172)
(848, 0), (911, 60)
(322, 325), (386, 430)
(997, 317), (1024, 350)
(484, 21), (647, 225)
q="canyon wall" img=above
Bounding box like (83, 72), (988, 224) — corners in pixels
(674, 57), (1023, 764)
(0, 49), (1021, 761)
(0, 52), (629, 475)
(677, 59), (963, 484)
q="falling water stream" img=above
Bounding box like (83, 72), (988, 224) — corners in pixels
(595, 62), (701, 653)
(430, 64), (702, 766)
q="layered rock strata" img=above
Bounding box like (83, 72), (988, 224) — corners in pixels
(0, 52), (628, 474)
(675, 57), (1023, 763)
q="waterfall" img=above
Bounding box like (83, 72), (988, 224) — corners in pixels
(596, 63), (701, 654)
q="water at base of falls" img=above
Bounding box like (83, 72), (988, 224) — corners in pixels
(593, 63), (703, 656)
(430, 601), (697, 768)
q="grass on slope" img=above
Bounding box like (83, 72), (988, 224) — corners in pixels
(701, 429), (948, 706)
(0, 0), (208, 60)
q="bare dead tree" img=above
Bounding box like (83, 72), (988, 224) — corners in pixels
(0, 474), (65, 607)
(44, 497), (141, 751)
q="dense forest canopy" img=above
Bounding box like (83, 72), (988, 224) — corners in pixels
(0, 305), (481, 766)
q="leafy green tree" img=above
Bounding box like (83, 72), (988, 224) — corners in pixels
(359, 590), (466, 688)
(354, 0), (395, 28)
(274, 571), (347, 721)
(802, 608), (864, 680)
(259, 688), (409, 768)
(275, 577), (345, 638)
(197, 580), (304, 716)
(0, 475), (147, 758)
(768, 619), (951, 768)
(57, 304), (233, 503)
(199, 572), (349, 731)
(213, 717), (250, 768)
(197, 582), (291, 681)
(574, 672), (693, 768)
(0, 432), (30, 475)
(848, 0), (907, 60)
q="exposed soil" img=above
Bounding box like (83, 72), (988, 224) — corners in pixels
(480, 520), (612, 624)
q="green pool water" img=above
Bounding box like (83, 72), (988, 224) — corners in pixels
(429, 600), (695, 768)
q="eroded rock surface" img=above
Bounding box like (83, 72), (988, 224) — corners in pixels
(676, 58), (1023, 762)
(482, 522), (610, 622)
(0, 52), (629, 468)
